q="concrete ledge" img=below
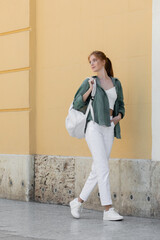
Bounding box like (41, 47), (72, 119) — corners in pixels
(34, 155), (160, 219)
(2, 154), (158, 219)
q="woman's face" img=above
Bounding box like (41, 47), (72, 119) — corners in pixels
(89, 54), (105, 72)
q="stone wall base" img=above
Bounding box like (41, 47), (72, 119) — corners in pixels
(34, 155), (160, 219)
(0, 154), (159, 219)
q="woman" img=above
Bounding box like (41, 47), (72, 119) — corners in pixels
(69, 51), (125, 221)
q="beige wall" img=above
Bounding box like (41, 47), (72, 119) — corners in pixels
(0, 0), (152, 159)
(0, 0), (32, 154)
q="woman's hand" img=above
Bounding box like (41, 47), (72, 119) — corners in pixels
(82, 77), (95, 102)
(111, 113), (122, 126)
(88, 77), (95, 91)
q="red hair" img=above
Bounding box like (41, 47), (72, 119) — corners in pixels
(88, 50), (114, 77)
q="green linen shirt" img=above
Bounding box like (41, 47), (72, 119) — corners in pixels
(72, 75), (125, 139)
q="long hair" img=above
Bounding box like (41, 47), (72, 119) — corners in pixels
(88, 50), (114, 77)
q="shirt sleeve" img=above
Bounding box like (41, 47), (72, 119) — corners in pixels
(117, 80), (125, 119)
(73, 78), (91, 110)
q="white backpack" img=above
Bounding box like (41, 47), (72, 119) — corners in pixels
(65, 79), (96, 139)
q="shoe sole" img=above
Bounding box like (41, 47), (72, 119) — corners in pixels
(103, 216), (124, 221)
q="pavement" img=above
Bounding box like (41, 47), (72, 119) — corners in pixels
(0, 198), (160, 240)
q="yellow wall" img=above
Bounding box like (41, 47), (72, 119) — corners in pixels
(0, 0), (31, 154)
(0, 0), (152, 159)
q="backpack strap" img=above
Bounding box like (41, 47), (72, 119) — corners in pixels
(85, 78), (96, 121)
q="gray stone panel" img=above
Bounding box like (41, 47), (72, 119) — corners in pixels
(150, 160), (160, 218)
(119, 159), (152, 217)
(34, 155), (75, 204)
(0, 154), (34, 201)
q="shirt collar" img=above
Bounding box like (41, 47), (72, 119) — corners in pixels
(93, 75), (116, 88)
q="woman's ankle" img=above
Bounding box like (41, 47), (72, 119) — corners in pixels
(104, 204), (112, 211)
(78, 196), (84, 203)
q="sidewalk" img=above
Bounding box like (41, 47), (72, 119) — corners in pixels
(0, 198), (160, 240)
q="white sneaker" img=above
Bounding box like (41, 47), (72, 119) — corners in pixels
(103, 207), (124, 221)
(69, 197), (83, 219)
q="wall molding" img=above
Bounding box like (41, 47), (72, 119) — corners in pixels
(0, 27), (31, 36)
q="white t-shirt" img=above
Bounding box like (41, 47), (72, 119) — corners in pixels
(105, 87), (117, 110)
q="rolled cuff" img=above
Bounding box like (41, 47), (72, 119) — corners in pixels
(73, 94), (86, 110)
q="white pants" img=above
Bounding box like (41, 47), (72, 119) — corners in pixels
(79, 116), (115, 206)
